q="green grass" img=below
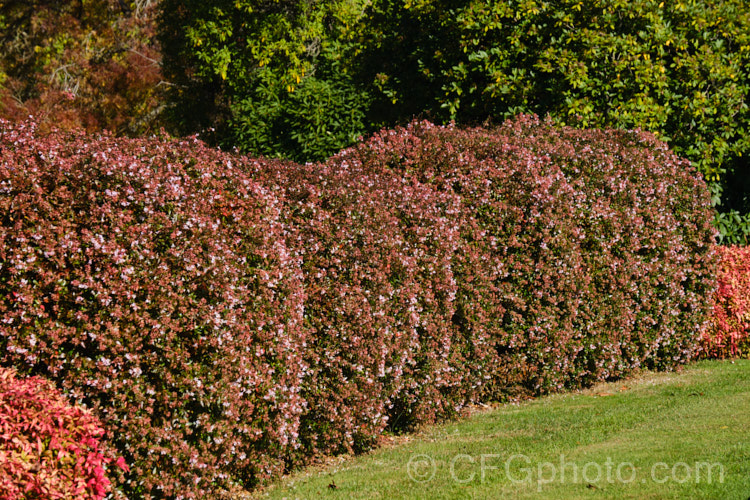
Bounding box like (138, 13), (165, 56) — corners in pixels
(254, 360), (750, 499)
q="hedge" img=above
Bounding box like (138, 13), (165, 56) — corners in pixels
(0, 120), (306, 498)
(245, 150), (492, 459)
(338, 116), (717, 393)
(0, 115), (718, 497)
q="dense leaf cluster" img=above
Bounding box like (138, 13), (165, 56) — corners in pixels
(157, 0), (369, 163)
(700, 245), (750, 357)
(0, 366), (118, 499)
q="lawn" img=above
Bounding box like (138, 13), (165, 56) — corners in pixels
(255, 359), (750, 499)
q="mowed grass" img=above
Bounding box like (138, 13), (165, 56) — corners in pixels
(254, 359), (750, 499)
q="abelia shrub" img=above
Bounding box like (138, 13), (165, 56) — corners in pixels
(245, 153), (470, 458)
(331, 133), (523, 400)
(0, 120), (306, 498)
(0, 114), (718, 496)
(345, 115), (716, 394)
(0, 366), (118, 500)
(490, 116), (718, 375)
(701, 245), (750, 358)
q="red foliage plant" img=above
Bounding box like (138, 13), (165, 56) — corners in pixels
(0, 120), (306, 498)
(700, 245), (750, 358)
(0, 0), (163, 136)
(0, 366), (118, 500)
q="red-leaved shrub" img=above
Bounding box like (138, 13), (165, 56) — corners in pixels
(0, 366), (116, 499)
(0, 120), (306, 498)
(701, 245), (750, 358)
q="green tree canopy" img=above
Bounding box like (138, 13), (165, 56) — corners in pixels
(158, 0), (369, 162)
(157, 0), (750, 241)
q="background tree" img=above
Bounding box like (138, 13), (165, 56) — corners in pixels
(0, 0), (165, 135)
(158, 0), (369, 162)
(355, 0), (750, 243)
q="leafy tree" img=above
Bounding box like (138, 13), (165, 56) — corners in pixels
(158, 0), (369, 162)
(0, 0), (164, 135)
(351, 0), (468, 128)
(355, 0), (750, 243)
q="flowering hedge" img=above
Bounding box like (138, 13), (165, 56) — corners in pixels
(701, 246), (750, 358)
(340, 116), (717, 393)
(248, 153), (489, 458)
(0, 120), (306, 498)
(0, 366), (117, 499)
(492, 116), (718, 380)
(0, 115), (719, 497)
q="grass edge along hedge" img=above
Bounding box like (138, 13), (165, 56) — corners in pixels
(0, 115), (718, 498)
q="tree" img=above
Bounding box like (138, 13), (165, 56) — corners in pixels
(0, 0), (165, 135)
(158, 0), (369, 162)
